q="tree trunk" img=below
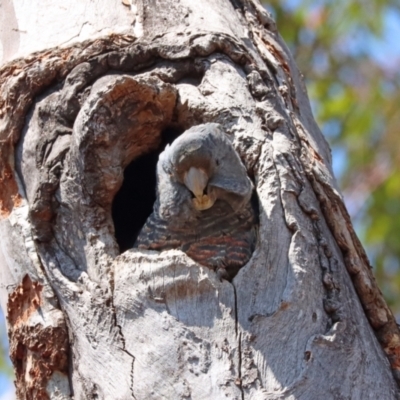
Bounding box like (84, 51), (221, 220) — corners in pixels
(1, 1), (400, 399)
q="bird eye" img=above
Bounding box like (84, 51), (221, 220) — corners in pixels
(216, 159), (220, 166)
(189, 190), (195, 199)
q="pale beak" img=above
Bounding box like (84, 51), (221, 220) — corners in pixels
(184, 167), (216, 210)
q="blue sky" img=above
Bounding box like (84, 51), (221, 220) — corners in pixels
(0, 308), (13, 399)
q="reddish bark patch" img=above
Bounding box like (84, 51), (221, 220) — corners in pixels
(309, 146), (323, 162)
(261, 37), (298, 111)
(7, 275), (69, 400)
(0, 144), (21, 218)
(8, 275), (42, 327)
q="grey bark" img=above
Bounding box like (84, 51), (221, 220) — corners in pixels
(1, 0), (399, 399)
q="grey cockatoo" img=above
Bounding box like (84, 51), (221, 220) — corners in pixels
(135, 123), (257, 280)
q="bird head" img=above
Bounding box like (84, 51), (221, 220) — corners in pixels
(159, 123), (253, 216)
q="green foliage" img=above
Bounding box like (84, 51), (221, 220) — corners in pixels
(265, 0), (400, 314)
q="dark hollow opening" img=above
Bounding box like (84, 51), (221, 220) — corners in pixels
(112, 127), (183, 253)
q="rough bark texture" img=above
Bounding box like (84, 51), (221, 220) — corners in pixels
(1, 0), (399, 399)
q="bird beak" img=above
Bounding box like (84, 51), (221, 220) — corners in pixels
(184, 167), (216, 210)
(184, 167), (208, 198)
